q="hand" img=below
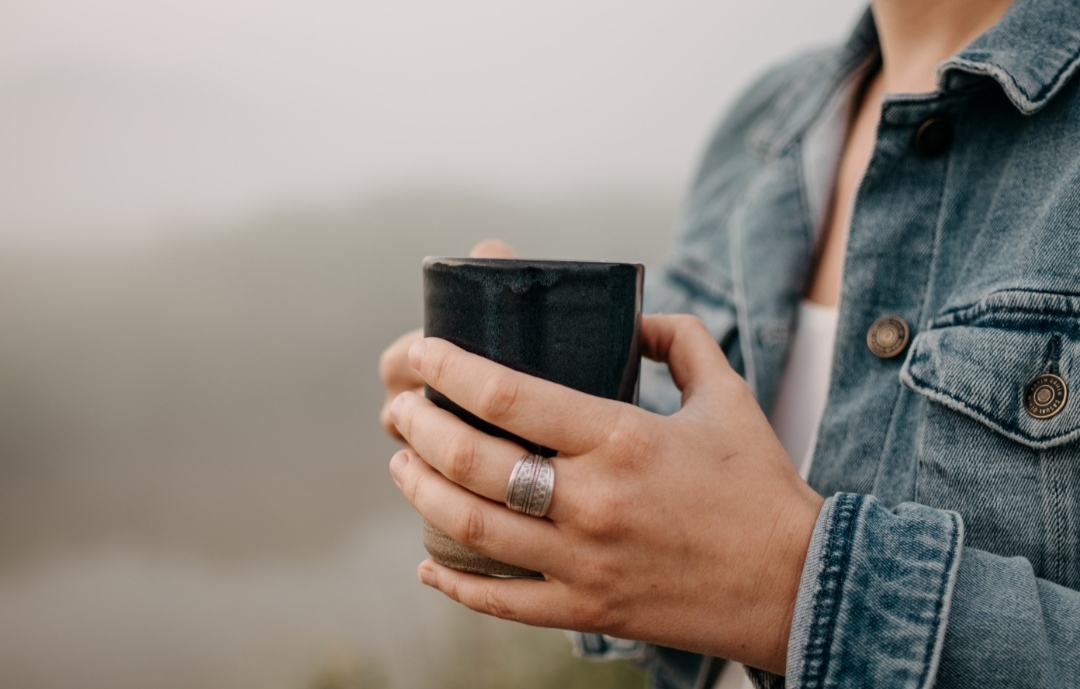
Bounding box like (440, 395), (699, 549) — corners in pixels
(378, 239), (517, 441)
(387, 314), (823, 674)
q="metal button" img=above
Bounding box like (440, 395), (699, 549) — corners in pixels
(867, 315), (910, 358)
(1024, 373), (1068, 419)
(914, 117), (953, 158)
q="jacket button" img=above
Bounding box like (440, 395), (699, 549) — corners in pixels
(1024, 373), (1068, 419)
(914, 117), (953, 158)
(867, 315), (910, 358)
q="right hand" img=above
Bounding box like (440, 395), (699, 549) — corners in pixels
(378, 239), (517, 441)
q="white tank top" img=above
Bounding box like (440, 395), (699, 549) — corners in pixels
(767, 299), (840, 478)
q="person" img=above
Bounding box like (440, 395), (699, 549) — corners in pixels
(379, 0), (1080, 686)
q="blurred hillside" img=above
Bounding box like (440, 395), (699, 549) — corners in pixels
(0, 189), (676, 688)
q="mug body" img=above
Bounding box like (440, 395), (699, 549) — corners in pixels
(421, 257), (643, 576)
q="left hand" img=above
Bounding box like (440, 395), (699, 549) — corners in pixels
(387, 314), (823, 674)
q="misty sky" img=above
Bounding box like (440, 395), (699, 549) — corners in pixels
(0, 0), (864, 246)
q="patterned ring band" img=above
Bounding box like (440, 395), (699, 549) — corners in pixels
(505, 453), (555, 518)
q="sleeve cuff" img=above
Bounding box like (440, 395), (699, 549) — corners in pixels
(568, 632), (647, 661)
(785, 493), (965, 688)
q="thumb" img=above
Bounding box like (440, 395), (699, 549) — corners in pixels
(469, 239), (518, 259)
(641, 314), (732, 403)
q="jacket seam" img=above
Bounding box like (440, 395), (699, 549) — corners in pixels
(900, 370), (1080, 450)
(917, 510), (961, 689)
(790, 141), (818, 265)
(941, 41), (1080, 115)
(800, 493), (859, 689)
(1029, 31), (1080, 101)
(931, 289), (1080, 326)
(951, 39), (1080, 104)
(747, 50), (838, 159)
(729, 172), (761, 396)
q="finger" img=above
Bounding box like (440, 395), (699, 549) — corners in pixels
(381, 385), (423, 441)
(390, 390), (530, 504)
(469, 239), (518, 258)
(417, 559), (576, 629)
(391, 448), (562, 574)
(379, 328), (425, 391)
(408, 337), (620, 455)
(640, 314), (733, 400)
(392, 390), (580, 523)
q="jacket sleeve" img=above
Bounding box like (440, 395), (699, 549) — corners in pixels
(747, 493), (1080, 689)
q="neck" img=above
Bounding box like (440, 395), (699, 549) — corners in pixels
(871, 0), (1015, 93)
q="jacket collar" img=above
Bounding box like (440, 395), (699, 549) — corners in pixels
(941, 0), (1080, 115)
(752, 0), (1080, 155)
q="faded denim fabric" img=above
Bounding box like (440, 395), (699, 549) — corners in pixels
(573, 1), (1080, 687)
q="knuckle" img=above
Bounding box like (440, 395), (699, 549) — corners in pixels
(444, 432), (479, 485)
(675, 313), (707, 332)
(579, 490), (627, 538)
(676, 314), (713, 346)
(477, 375), (520, 422)
(571, 565), (633, 633)
(604, 410), (655, 459)
(403, 465), (423, 504)
(574, 595), (614, 632)
(393, 396), (414, 438)
(458, 505), (488, 550)
(480, 585), (516, 621)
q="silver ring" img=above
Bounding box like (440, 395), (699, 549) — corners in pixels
(505, 453), (555, 518)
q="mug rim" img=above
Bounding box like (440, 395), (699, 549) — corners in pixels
(423, 256), (644, 270)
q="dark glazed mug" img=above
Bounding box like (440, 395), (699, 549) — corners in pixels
(422, 257), (644, 577)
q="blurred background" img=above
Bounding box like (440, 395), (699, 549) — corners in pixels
(0, 1), (863, 687)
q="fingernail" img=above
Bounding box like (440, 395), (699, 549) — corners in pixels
(418, 565), (437, 587)
(408, 339), (427, 370)
(389, 451), (408, 486)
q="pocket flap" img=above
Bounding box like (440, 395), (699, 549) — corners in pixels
(899, 291), (1080, 450)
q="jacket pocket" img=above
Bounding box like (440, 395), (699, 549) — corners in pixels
(900, 289), (1080, 450)
(898, 290), (1080, 586)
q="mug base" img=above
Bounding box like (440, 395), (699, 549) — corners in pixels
(423, 520), (541, 578)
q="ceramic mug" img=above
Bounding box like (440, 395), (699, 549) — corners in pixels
(421, 257), (644, 577)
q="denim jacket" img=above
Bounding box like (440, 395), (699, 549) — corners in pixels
(574, 1), (1080, 687)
